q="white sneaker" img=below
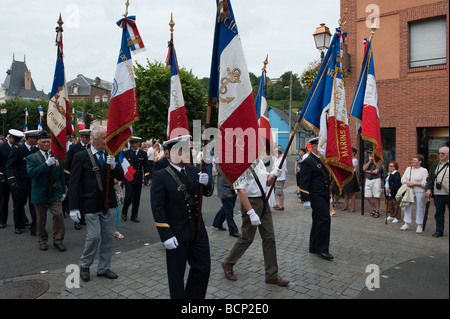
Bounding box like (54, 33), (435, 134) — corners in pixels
(387, 216), (394, 221)
(392, 218), (400, 223)
(416, 225), (423, 233)
(400, 223), (409, 231)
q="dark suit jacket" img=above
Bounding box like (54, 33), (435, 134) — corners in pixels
(299, 154), (331, 202)
(68, 149), (124, 214)
(6, 143), (38, 189)
(64, 142), (89, 183)
(0, 142), (13, 184)
(26, 152), (66, 204)
(152, 157), (170, 173)
(123, 148), (150, 184)
(151, 164), (214, 243)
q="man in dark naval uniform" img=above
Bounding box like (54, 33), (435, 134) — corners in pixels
(121, 136), (150, 222)
(6, 130), (39, 234)
(64, 129), (91, 229)
(151, 135), (214, 299)
(299, 137), (334, 261)
(0, 129), (25, 229)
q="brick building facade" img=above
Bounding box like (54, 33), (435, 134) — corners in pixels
(341, 0), (449, 171)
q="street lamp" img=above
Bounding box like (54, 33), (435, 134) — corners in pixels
(313, 23), (332, 61)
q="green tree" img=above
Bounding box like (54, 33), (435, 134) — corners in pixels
(71, 99), (109, 129)
(1, 99), (46, 136)
(133, 60), (207, 141)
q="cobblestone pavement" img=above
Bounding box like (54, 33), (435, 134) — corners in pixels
(50, 186), (450, 299)
(1, 177), (448, 300)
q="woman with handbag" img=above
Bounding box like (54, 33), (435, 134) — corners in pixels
(400, 155), (429, 233)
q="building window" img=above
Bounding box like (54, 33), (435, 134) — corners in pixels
(409, 17), (447, 68)
(94, 96), (100, 103)
(102, 95), (108, 102)
(72, 84), (78, 94)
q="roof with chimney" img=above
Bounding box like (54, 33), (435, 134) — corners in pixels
(67, 74), (112, 98)
(2, 55), (48, 101)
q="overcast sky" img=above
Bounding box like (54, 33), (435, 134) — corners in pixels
(0, 0), (341, 94)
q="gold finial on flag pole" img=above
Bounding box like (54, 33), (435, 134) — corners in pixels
(263, 55), (269, 70)
(169, 13), (175, 40)
(339, 8), (349, 27)
(57, 13), (64, 28)
(369, 21), (378, 43)
(124, 0), (130, 16)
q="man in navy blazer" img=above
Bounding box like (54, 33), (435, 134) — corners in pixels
(151, 135), (213, 299)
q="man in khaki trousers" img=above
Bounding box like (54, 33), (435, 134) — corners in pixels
(222, 159), (289, 287)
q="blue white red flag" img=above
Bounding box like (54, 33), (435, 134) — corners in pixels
(166, 38), (189, 139)
(24, 108), (29, 119)
(350, 40), (383, 166)
(106, 15), (144, 156)
(23, 122), (27, 133)
(37, 106), (44, 120)
(255, 62), (272, 153)
(47, 17), (73, 160)
(119, 150), (136, 182)
(209, 0), (262, 187)
(299, 28), (354, 193)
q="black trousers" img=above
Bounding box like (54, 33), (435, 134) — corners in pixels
(165, 230), (210, 299)
(310, 194), (331, 254)
(122, 182), (142, 219)
(12, 187), (35, 231)
(0, 183), (11, 225)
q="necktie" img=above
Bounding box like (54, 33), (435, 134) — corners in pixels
(45, 152), (49, 160)
(181, 168), (186, 176)
(98, 151), (105, 168)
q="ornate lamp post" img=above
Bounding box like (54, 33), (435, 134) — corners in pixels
(313, 23), (332, 61)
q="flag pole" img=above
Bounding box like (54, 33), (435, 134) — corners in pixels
(105, 0), (131, 209)
(360, 22), (378, 215)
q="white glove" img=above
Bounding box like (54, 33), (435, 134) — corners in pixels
(70, 209), (81, 223)
(164, 236), (179, 250)
(246, 209), (261, 226)
(303, 201), (311, 210)
(270, 168), (282, 178)
(198, 172), (209, 186)
(46, 157), (56, 166)
(106, 155), (116, 169)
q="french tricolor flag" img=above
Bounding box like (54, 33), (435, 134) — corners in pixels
(119, 151), (136, 182)
(106, 15), (144, 156)
(166, 38), (189, 139)
(209, 0), (262, 187)
(255, 61), (272, 153)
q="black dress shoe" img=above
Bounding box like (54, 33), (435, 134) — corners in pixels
(0, 223), (6, 229)
(97, 269), (118, 279)
(122, 214), (127, 221)
(74, 222), (81, 230)
(80, 267), (90, 282)
(214, 225), (227, 231)
(230, 232), (241, 237)
(317, 252), (334, 260)
(130, 218), (140, 223)
(39, 243), (48, 251)
(15, 228), (23, 234)
(54, 243), (66, 252)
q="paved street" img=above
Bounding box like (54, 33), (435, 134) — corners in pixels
(0, 156), (448, 301)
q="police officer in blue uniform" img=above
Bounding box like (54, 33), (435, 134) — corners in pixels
(121, 136), (150, 222)
(6, 130), (40, 234)
(151, 135), (214, 299)
(299, 137), (334, 261)
(0, 129), (25, 229)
